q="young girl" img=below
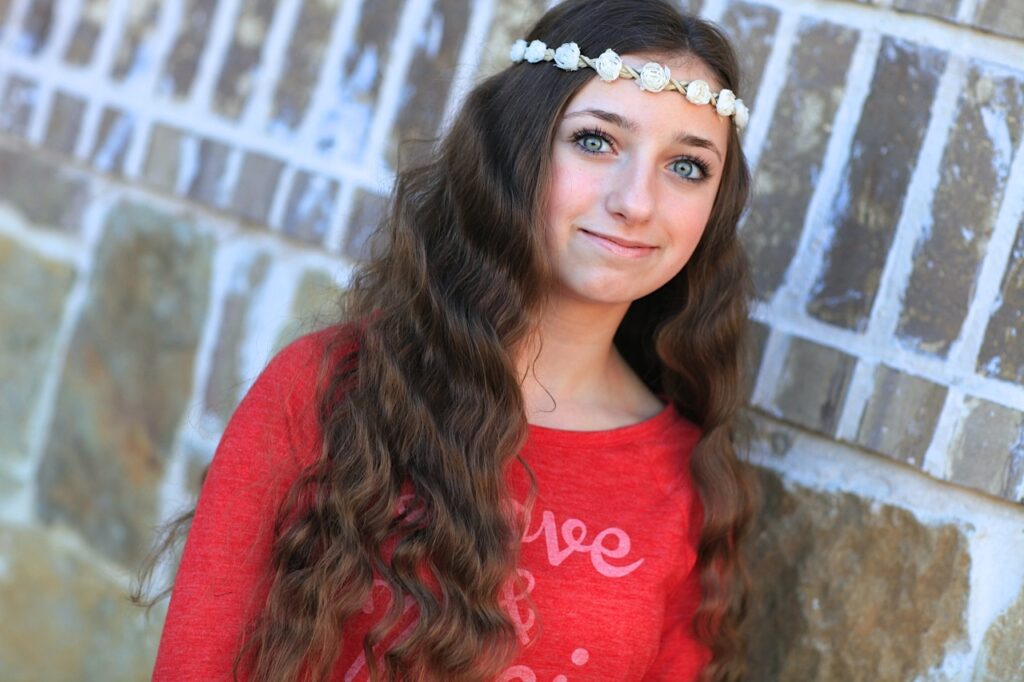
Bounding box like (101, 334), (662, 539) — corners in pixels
(147, 0), (756, 679)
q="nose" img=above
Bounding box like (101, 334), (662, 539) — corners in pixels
(605, 156), (656, 226)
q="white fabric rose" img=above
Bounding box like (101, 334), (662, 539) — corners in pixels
(553, 42), (581, 71)
(593, 49), (622, 81)
(685, 79), (712, 105)
(509, 39), (527, 63)
(524, 40), (547, 63)
(734, 99), (749, 129)
(637, 62), (671, 92)
(716, 89), (737, 116)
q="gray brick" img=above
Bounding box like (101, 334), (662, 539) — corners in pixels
(974, 0), (1024, 41)
(14, 0), (53, 55)
(185, 138), (232, 207)
(42, 91), (86, 155)
(979, 218), (1024, 384)
(893, 0), (959, 21)
(719, 1), (780, 115)
(854, 366), (946, 468)
(0, 76), (38, 137)
(281, 171), (338, 245)
(64, 0), (107, 65)
(768, 337), (856, 436)
(270, 0), (342, 132)
(214, 0), (276, 120)
(808, 38), (947, 331)
(160, 0), (217, 98)
(897, 63), (1024, 356)
(343, 188), (389, 261)
(110, 0), (161, 81)
(0, 144), (90, 232)
(948, 397), (1024, 502)
(141, 124), (185, 193)
(741, 19), (858, 301)
(90, 107), (134, 174)
(388, 0), (472, 170)
(230, 152), (283, 225)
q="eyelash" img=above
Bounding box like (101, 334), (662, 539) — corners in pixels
(568, 127), (713, 183)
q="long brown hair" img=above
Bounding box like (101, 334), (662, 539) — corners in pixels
(136, 1), (756, 680)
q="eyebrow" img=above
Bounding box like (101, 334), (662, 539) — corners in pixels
(564, 108), (723, 162)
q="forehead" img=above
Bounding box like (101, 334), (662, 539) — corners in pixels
(560, 54), (730, 151)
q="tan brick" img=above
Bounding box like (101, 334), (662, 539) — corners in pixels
(141, 124), (185, 192)
(42, 91), (86, 155)
(979, 218), (1024, 383)
(0, 76), (37, 137)
(854, 366), (946, 468)
(343, 188), (389, 261)
(230, 151), (283, 225)
(808, 38), (947, 331)
(270, 0), (342, 131)
(768, 337), (856, 436)
(110, 0), (161, 81)
(948, 397), (1024, 502)
(214, 0), (276, 120)
(0, 144), (91, 232)
(898, 63), (1024, 356)
(64, 0), (108, 65)
(388, 0), (472, 171)
(160, 0), (217, 98)
(741, 19), (858, 301)
(974, 0), (1024, 41)
(719, 1), (780, 115)
(281, 171), (339, 245)
(974, 582), (1024, 681)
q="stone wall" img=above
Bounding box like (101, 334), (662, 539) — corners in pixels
(0, 0), (1021, 679)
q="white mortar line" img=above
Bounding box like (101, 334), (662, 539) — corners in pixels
(8, 192), (113, 523)
(863, 56), (966, 345)
(294, 0), (364, 151)
(188, 0), (243, 112)
(239, 0), (303, 132)
(737, 8), (799, 174)
(770, 30), (880, 313)
(360, 0), (432, 168)
(266, 163), (295, 232)
(921, 387), (964, 480)
(174, 130), (199, 195)
(750, 300), (1024, 413)
(216, 145), (244, 208)
(38, 0), (81, 63)
(834, 358), (876, 443)
(23, 76), (54, 145)
(438, 0), (493, 136)
(948, 105), (1024, 373)
(956, 0), (981, 25)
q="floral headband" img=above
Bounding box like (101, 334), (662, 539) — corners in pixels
(509, 39), (750, 129)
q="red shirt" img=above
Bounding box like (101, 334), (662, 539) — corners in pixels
(153, 328), (710, 681)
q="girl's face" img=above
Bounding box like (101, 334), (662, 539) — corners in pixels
(543, 54), (730, 309)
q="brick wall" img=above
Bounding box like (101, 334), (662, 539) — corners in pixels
(0, 0), (1022, 679)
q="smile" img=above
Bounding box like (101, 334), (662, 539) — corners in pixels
(579, 229), (657, 258)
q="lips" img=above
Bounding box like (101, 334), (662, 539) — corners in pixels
(579, 228), (657, 257)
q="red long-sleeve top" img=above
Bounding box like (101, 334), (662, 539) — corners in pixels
(153, 328), (710, 681)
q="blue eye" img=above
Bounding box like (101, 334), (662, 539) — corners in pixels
(571, 129), (612, 154)
(671, 157), (709, 181)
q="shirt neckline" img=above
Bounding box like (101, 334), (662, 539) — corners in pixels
(526, 401), (693, 447)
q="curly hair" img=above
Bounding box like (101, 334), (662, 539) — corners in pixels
(135, 1), (757, 680)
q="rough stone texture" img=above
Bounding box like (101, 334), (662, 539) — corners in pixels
(343, 188), (389, 261)
(741, 20), (858, 301)
(388, 0), (471, 170)
(480, 0), (549, 78)
(270, 0), (341, 132)
(42, 91), (86, 155)
(974, 583), (1024, 681)
(893, 0), (959, 21)
(90, 106), (135, 174)
(0, 76), (38, 137)
(214, 0), (276, 120)
(897, 62), (1024, 356)
(185, 138), (232, 207)
(719, 1), (780, 117)
(64, 0), (108, 65)
(744, 321), (770, 403)
(274, 268), (344, 352)
(0, 144), (90, 232)
(203, 251), (271, 425)
(974, 0), (1024, 41)
(768, 337), (856, 437)
(160, 0), (217, 98)
(0, 236), (75, 463)
(947, 397), (1024, 502)
(743, 467), (970, 682)
(14, 0), (53, 55)
(0, 524), (162, 680)
(35, 202), (212, 567)
(808, 38), (947, 331)
(110, 0), (162, 82)
(281, 171), (338, 245)
(315, 0), (403, 158)
(230, 152), (283, 225)
(142, 124), (185, 193)
(854, 365), (947, 468)
(979, 218), (1024, 384)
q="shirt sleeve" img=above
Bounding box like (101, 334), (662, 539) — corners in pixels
(152, 332), (326, 681)
(644, 561), (712, 681)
